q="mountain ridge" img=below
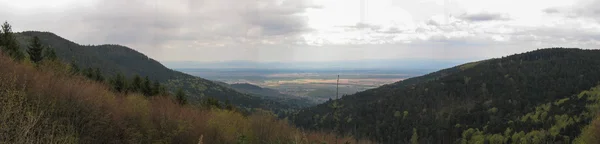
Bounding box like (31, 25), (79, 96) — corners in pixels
(14, 31), (294, 113)
(293, 48), (600, 143)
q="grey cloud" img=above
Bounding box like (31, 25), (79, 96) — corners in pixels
(378, 27), (403, 34)
(458, 12), (510, 22)
(543, 8), (560, 14)
(337, 23), (382, 31)
(544, 0), (600, 21)
(426, 19), (439, 26)
(0, 0), (318, 57)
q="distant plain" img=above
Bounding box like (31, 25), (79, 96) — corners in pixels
(176, 68), (433, 102)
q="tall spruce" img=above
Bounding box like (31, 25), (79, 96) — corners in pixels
(1, 21), (24, 60)
(27, 36), (44, 64)
(131, 75), (142, 92)
(142, 76), (152, 96)
(111, 73), (127, 93)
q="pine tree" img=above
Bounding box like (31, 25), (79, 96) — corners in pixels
(94, 68), (104, 82)
(176, 88), (187, 105)
(152, 80), (160, 96)
(111, 73), (127, 93)
(44, 47), (57, 61)
(27, 36), (45, 64)
(131, 75), (142, 92)
(1, 21), (24, 60)
(142, 76), (152, 96)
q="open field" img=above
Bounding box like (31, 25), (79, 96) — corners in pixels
(177, 68), (428, 103)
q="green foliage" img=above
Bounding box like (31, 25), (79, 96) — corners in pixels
(294, 48), (600, 143)
(0, 21), (24, 60)
(131, 75), (142, 92)
(176, 88), (187, 105)
(142, 76), (151, 96)
(43, 47), (57, 61)
(410, 128), (418, 144)
(111, 72), (127, 93)
(94, 68), (104, 82)
(14, 31), (296, 113)
(27, 36), (44, 64)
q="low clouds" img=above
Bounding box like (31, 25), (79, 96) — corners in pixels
(0, 0), (318, 60)
(1, 0), (599, 62)
(457, 12), (510, 22)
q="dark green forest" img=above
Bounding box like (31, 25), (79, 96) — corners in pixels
(293, 48), (600, 143)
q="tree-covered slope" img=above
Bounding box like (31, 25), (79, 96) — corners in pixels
(293, 48), (600, 143)
(13, 31), (291, 112)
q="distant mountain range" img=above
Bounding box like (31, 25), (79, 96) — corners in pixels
(162, 58), (476, 70)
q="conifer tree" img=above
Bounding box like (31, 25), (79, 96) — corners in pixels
(176, 88), (187, 105)
(142, 76), (152, 96)
(94, 68), (104, 82)
(44, 47), (57, 61)
(111, 73), (127, 93)
(1, 21), (24, 60)
(152, 80), (160, 96)
(27, 36), (44, 64)
(131, 75), (142, 92)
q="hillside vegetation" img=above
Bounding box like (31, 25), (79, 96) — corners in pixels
(293, 48), (600, 143)
(0, 22), (372, 144)
(14, 31), (295, 114)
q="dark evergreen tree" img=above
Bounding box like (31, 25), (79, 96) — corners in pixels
(0, 21), (24, 60)
(152, 80), (160, 96)
(111, 73), (127, 93)
(94, 68), (104, 82)
(27, 36), (44, 64)
(44, 47), (57, 61)
(131, 75), (142, 92)
(142, 76), (151, 96)
(176, 88), (187, 105)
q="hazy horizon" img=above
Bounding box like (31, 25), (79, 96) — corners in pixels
(162, 58), (476, 70)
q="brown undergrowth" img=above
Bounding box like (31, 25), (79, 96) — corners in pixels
(0, 53), (372, 144)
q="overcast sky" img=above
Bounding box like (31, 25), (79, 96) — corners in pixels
(1, 0), (599, 62)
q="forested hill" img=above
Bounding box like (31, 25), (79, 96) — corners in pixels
(14, 31), (292, 113)
(293, 48), (600, 143)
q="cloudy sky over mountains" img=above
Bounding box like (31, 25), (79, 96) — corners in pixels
(1, 0), (599, 62)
